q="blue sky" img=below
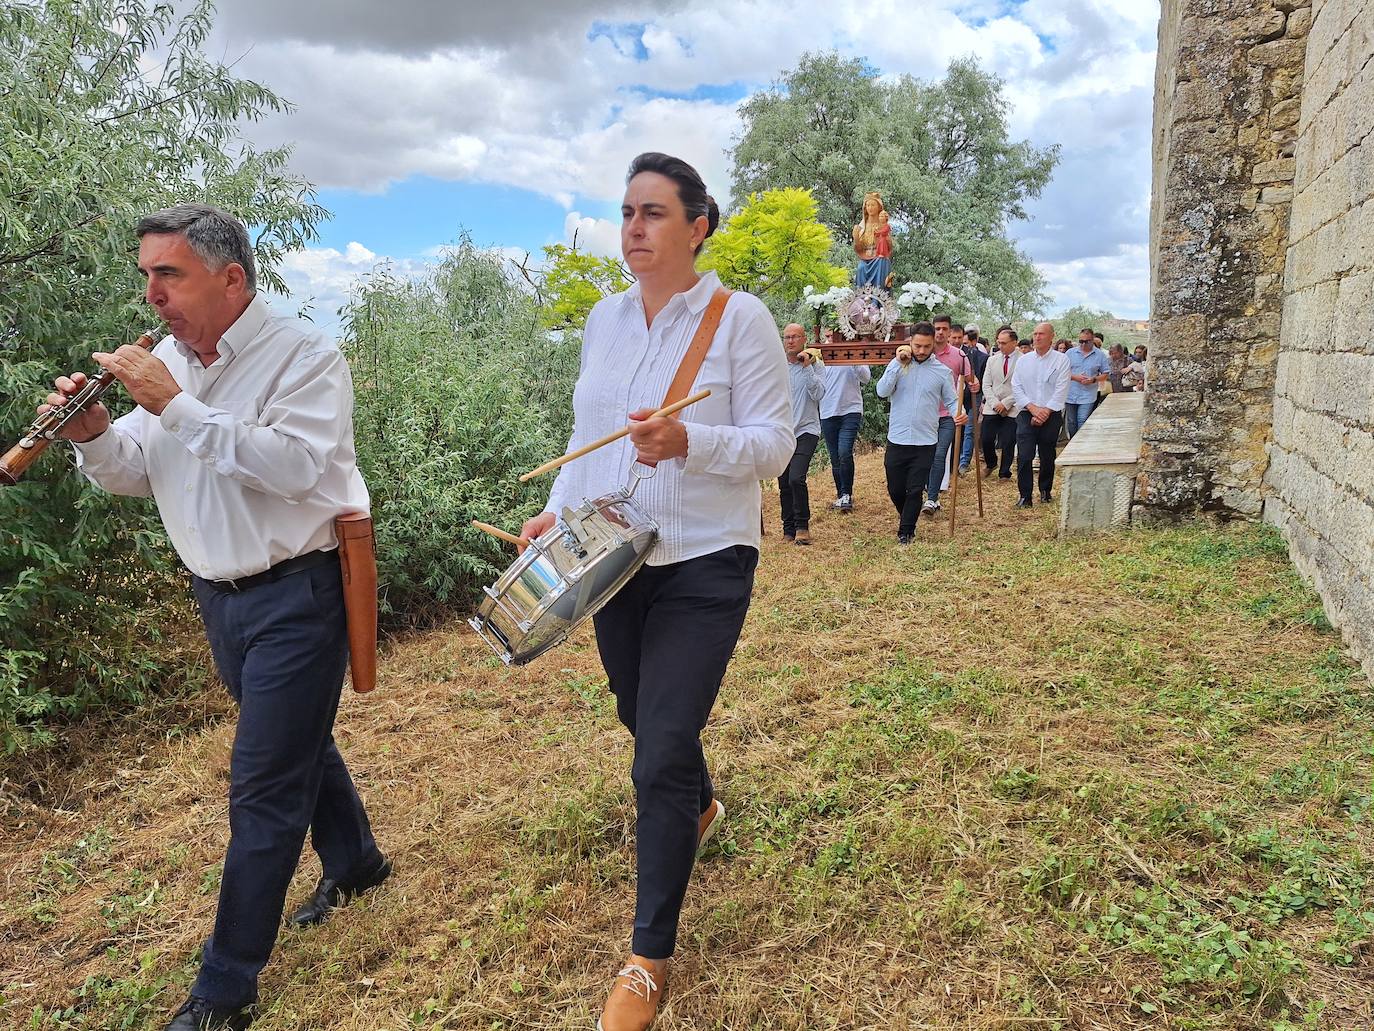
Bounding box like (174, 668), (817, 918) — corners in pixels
(212, 0), (1160, 327)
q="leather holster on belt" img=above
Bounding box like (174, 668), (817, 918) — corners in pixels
(334, 512), (379, 694)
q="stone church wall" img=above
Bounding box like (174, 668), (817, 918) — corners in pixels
(1143, 0), (1311, 520)
(1264, 0), (1374, 674)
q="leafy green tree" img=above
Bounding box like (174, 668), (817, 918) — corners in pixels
(0, 0), (325, 749)
(343, 240), (581, 627)
(698, 188), (848, 305)
(730, 52), (1058, 321)
(537, 243), (631, 329)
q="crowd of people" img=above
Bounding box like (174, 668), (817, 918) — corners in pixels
(777, 317), (1149, 544)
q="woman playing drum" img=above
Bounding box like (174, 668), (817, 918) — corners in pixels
(520, 152), (793, 1031)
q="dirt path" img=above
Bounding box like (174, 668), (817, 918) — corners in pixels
(3, 451), (1371, 1030)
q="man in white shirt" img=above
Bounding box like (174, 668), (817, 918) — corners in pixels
(779, 323), (825, 544)
(1010, 320), (1071, 507)
(980, 326), (1021, 478)
(42, 205), (387, 1031)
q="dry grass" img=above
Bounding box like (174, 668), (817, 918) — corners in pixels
(2, 450), (1372, 1030)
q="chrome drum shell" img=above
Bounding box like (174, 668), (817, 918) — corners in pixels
(469, 487), (658, 665)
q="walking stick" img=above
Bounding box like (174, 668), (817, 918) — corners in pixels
(949, 377), (963, 536)
(972, 402), (985, 518)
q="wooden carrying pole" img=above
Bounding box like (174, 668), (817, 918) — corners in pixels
(519, 389), (710, 482)
(949, 377), (963, 536)
(972, 402), (985, 518)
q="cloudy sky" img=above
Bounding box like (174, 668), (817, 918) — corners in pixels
(208, 0), (1160, 324)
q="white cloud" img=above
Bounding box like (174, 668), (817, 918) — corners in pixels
(214, 0), (1160, 315)
(563, 212), (622, 256)
(1037, 243), (1149, 317)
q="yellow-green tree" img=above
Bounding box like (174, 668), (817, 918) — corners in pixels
(539, 244), (631, 329)
(699, 188), (848, 303)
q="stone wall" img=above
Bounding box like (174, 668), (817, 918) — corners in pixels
(1142, 0), (1311, 520)
(1264, 0), (1374, 674)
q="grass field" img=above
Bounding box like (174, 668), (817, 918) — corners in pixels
(2, 450), (1371, 1030)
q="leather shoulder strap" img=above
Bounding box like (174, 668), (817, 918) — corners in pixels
(662, 288), (732, 408)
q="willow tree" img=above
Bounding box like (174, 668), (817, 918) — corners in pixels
(730, 52), (1058, 320)
(0, 0), (325, 747)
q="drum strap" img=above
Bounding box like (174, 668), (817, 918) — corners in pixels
(661, 288), (732, 407)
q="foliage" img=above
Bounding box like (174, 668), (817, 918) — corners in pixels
(342, 240), (581, 628)
(1011, 304), (1117, 343)
(698, 188), (847, 306)
(536, 242), (631, 330)
(730, 52), (1058, 321)
(0, 0), (326, 750)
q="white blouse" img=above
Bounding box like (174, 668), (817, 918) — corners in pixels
(542, 271), (793, 565)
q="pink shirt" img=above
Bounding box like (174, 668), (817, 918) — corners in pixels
(931, 344), (972, 417)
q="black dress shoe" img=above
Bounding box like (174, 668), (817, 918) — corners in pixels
(287, 853), (392, 929)
(164, 996), (254, 1031)
(1040, 491), (1053, 503)
(1015, 498), (1033, 509)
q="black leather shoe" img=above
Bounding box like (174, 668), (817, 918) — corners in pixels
(1040, 491), (1053, 503)
(287, 853), (392, 929)
(164, 996), (254, 1031)
(1015, 498), (1033, 509)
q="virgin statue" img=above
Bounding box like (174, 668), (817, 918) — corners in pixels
(852, 191), (892, 290)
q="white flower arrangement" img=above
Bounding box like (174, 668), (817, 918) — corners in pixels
(802, 284), (852, 310)
(895, 281), (953, 311)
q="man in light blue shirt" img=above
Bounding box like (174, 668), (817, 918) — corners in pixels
(1066, 328), (1110, 438)
(778, 323), (825, 544)
(875, 322), (963, 542)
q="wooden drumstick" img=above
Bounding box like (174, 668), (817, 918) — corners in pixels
(471, 520), (528, 548)
(519, 389), (711, 482)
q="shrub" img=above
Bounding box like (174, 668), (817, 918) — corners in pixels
(341, 241), (581, 629)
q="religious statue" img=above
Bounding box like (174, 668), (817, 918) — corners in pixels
(852, 191), (892, 291)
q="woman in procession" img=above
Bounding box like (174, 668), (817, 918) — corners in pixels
(519, 152), (793, 1031)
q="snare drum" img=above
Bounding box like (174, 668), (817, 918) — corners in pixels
(470, 470), (659, 665)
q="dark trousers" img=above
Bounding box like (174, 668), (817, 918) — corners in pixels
(777, 432), (819, 535)
(981, 411), (1017, 476)
(1017, 410), (1064, 501)
(884, 442), (936, 536)
(820, 412), (862, 498)
(592, 545), (758, 959)
(190, 559), (379, 1008)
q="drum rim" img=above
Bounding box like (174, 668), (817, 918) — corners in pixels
(472, 488), (660, 665)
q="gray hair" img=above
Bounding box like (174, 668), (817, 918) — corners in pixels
(136, 204), (257, 294)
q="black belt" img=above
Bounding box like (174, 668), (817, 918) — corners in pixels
(197, 549), (337, 594)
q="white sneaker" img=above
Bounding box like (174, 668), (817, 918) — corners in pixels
(922, 499), (939, 513)
(830, 497), (845, 510)
(839, 494), (853, 511)
(697, 799), (725, 855)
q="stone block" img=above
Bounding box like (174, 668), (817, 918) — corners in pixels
(1260, 184), (1295, 204)
(1253, 157), (1297, 183)
(1149, 313), (1208, 359)
(1248, 36), (1308, 69)
(1287, 6), (1313, 37)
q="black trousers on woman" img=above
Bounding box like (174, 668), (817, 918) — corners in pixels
(884, 442), (936, 537)
(777, 431), (819, 536)
(592, 544), (759, 959)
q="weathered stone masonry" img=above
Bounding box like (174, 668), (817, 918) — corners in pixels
(1145, 0), (1310, 520)
(1264, 0), (1374, 675)
(1149, 0), (1374, 677)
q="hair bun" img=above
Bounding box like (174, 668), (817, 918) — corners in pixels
(705, 194), (720, 238)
